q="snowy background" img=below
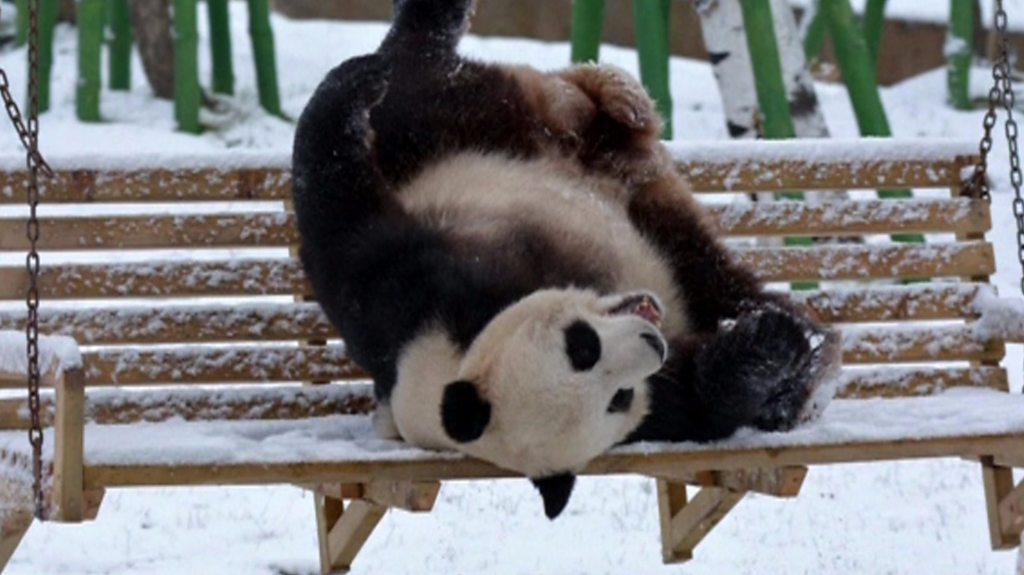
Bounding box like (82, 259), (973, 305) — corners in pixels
(0, 5), (1022, 574)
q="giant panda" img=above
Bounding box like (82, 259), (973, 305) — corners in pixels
(292, 0), (841, 519)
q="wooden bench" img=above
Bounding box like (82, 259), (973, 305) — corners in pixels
(0, 138), (1022, 572)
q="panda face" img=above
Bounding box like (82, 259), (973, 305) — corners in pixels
(440, 288), (668, 517)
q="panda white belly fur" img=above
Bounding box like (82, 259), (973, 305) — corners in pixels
(385, 152), (686, 450)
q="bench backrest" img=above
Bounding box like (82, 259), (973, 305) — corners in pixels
(0, 138), (1004, 428)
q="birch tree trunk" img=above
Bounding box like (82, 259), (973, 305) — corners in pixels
(128, 0), (175, 99)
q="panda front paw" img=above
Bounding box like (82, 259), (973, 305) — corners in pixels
(697, 305), (841, 433)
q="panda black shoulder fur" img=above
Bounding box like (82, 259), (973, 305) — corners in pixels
(292, 0), (842, 519)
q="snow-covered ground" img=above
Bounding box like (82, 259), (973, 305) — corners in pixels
(0, 5), (1022, 574)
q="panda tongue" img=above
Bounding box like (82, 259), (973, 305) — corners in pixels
(633, 298), (662, 328)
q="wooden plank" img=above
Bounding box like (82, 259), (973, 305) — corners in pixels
(53, 368), (85, 522)
(0, 167), (291, 204)
(0, 511), (31, 572)
(983, 458), (1020, 549)
(677, 156), (976, 193)
(665, 487), (744, 559)
(82, 433), (1024, 489)
(0, 285), (990, 348)
(656, 480), (690, 563)
(791, 283), (987, 323)
(680, 467), (807, 497)
(0, 151), (974, 204)
(734, 241), (995, 283)
(0, 213), (297, 250)
(325, 499), (386, 573)
(0, 384), (376, 429)
(76, 345), (362, 387)
(841, 324), (1003, 364)
(0, 199), (990, 251)
(0, 259), (307, 300)
(361, 481), (441, 512)
(0, 243), (993, 300)
(707, 198), (990, 237)
(998, 478), (1024, 538)
(838, 367), (1007, 398)
(314, 492), (345, 575)
(0, 303), (334, 345)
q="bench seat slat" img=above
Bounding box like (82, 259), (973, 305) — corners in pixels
(0, 285), (990, 345)
(0, 243), (994, 299)
(0, 367), (1005, 431)
(0, 199), (991, 250)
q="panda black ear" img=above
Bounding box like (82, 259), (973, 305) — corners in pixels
(531, 473), (577, 520)
(441, 380), (491, 443)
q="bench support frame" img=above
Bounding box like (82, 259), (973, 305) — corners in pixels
(983, 457), (1024, 549)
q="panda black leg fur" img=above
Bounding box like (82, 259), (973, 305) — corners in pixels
(628, 306), (841, 443)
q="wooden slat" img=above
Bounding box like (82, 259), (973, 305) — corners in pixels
(676, 155), (976, 193)
(0, 243), (993, 300)
(0, 159), (971, 206)
(707, 198), (990, 237)
(841, 325), (1002, 364)
(82, 432), (1024, 489)
(734, 242), (995, 283)
(0, 303), (335, 345)
(0, 384), (376, 430)
(665, 487), (744, 560)
(325, 500), (386, 572)
(791, 283), (988, 323)
(0, 167), (290, 204)
(77, 345), (362, 387)
(838, 367), (1007, 398)
(0, 285), (990, 348)
(52, 369), (85, 522)
(0, 213), (296, 250)
(657, 480), (691, 563)
(0, 199), (990, 251)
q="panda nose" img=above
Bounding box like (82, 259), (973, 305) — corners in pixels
(640, 332), (667, 362)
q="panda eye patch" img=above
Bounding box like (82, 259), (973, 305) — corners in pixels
(564, 320), (601, 371)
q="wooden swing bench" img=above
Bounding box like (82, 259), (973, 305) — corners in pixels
(0, 138), (1023, 573)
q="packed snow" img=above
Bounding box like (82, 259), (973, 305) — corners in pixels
(0, 5), (1021, 575)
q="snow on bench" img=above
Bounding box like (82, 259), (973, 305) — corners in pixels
(0, 331), (81, 382)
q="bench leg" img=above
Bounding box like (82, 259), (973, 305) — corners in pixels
(313, 481), (440, 573)
(982, 457), (1023, 550)
(0, 512), (32, 572)
(656, 479), (744, 563)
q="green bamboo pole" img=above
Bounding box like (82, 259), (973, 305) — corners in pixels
(247, 0), (282, 116)
(34, 0), (58, 113)
(948, 0), (974, 110)
(824, 0), (923, 247)
(76, 0), (104, 122)
(207, 0), (234, 95)
(802, 4), (826, 61)
(107, 0), (132, 91)
(173, 0), (202, 133)
(740, 0), (817, 290)
(570, 0), (605, 63)
(15, 0), (28, 46)
(862, 0), (888, 67)
(633, 0), (673, 138)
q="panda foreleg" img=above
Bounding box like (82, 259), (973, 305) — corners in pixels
(628, 305), (841, 444)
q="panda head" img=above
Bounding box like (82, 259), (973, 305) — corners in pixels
(440, 288), (668, 519)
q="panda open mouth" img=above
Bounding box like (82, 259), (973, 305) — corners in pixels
(608, 293), (663, 329)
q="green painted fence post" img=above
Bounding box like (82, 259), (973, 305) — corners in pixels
(33, 0), (58, 113)
(207, 0), (234, 95)
(862, 0), (888, 67)
(76, 0), (104, 122)
(15, 0), (28, 46)
(740, 0), (817, 290)
(948, 0), (974, 110)
(803, 3), (826, 61)
(633, 0), (673, 138)
(247, 0), (282, 116)
(107, 0), (132, 90)
(570, 0), (605, 63)
(824, 0), (923, 248)
(173, 0), (201, 133)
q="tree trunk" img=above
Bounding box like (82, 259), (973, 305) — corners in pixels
(695, 0), (759, 140)
(128, 0), (175, 99)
